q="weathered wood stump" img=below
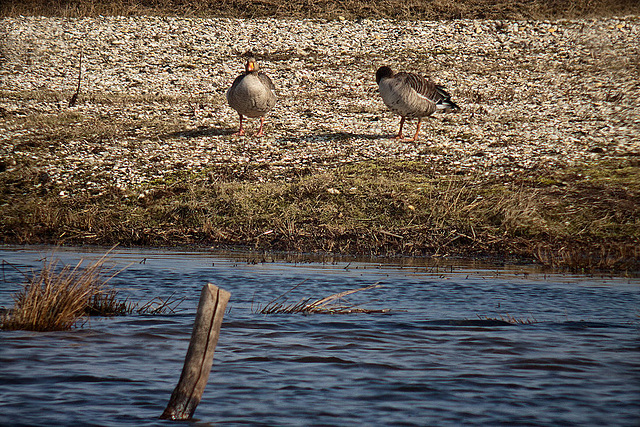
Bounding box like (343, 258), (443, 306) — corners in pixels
(160, 283), (230, 420)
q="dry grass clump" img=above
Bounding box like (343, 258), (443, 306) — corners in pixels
(2, 0), (638, 19)
(0, 251), (124, 331)
(84, 287), (184, 316)
(85, 288), (133, 316)
(0, 250), (185, 331)
(255, 282), (389, 314)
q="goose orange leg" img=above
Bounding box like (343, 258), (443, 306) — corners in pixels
(255, 117), (266, 137)
(394, 116), (406, 140)
(232, 114), (245, 136)
(408, 118), (422, 142)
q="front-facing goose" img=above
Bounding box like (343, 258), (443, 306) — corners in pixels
(376, 65), (460, 142)
(227, 57), (276, 136)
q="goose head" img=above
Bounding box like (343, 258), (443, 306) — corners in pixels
(245, 57), (260, 73)
(376, 66), (393, 84)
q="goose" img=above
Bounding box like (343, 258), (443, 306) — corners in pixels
(376, 65), (460, 142)
(227, 57), (276, 137)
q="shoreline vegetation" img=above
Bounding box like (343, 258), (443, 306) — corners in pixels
(1, 1), (639, 273)
(3, 160), (638, 271)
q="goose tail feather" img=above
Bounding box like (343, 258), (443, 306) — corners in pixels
(434, 85), (460, 112)
(436, 98), (461, 111)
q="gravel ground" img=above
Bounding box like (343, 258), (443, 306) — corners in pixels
(1, 16), (639, 194)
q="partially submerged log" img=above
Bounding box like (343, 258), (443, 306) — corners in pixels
(160, 283), (230, 420)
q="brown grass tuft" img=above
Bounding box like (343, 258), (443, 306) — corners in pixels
(85, 288), (133, 316)
(0, 249), (187, 331)
(0, 250), (123, 331)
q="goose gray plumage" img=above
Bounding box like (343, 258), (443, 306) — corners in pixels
(227, 57), (276, 136)
(376, 65), (460, 142)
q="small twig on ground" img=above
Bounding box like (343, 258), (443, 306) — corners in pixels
(68, 50), (82, 107)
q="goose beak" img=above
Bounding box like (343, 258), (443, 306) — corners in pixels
(247, 61), (255, 72)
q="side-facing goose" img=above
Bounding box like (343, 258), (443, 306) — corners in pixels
(376, 65), (460, 142)
(227, 57), (276, 137)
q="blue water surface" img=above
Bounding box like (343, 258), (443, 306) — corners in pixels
(0, 246), (638, 426)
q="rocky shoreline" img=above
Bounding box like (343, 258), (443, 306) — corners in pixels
(1, 16), (639, 269)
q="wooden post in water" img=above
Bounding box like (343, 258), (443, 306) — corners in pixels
(160, 283), (230, 420)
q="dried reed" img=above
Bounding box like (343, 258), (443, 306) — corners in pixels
(135, 292), (185, 315)
(256, 282), (389, 314)
(86, 288), (132, 316)
(1, 250), (124, 331)
(0, 247), (188, 331)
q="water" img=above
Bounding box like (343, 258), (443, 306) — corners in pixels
(0, 246), (638, 426)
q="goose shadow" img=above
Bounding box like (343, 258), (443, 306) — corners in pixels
(160, 128), (393, 141)
(160, 125), (235, 139)
(300, 131), (391, 142)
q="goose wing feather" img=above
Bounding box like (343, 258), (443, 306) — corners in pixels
(395, 72), (442, 102)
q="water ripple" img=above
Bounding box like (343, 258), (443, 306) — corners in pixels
(1, 248), (639, 426)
